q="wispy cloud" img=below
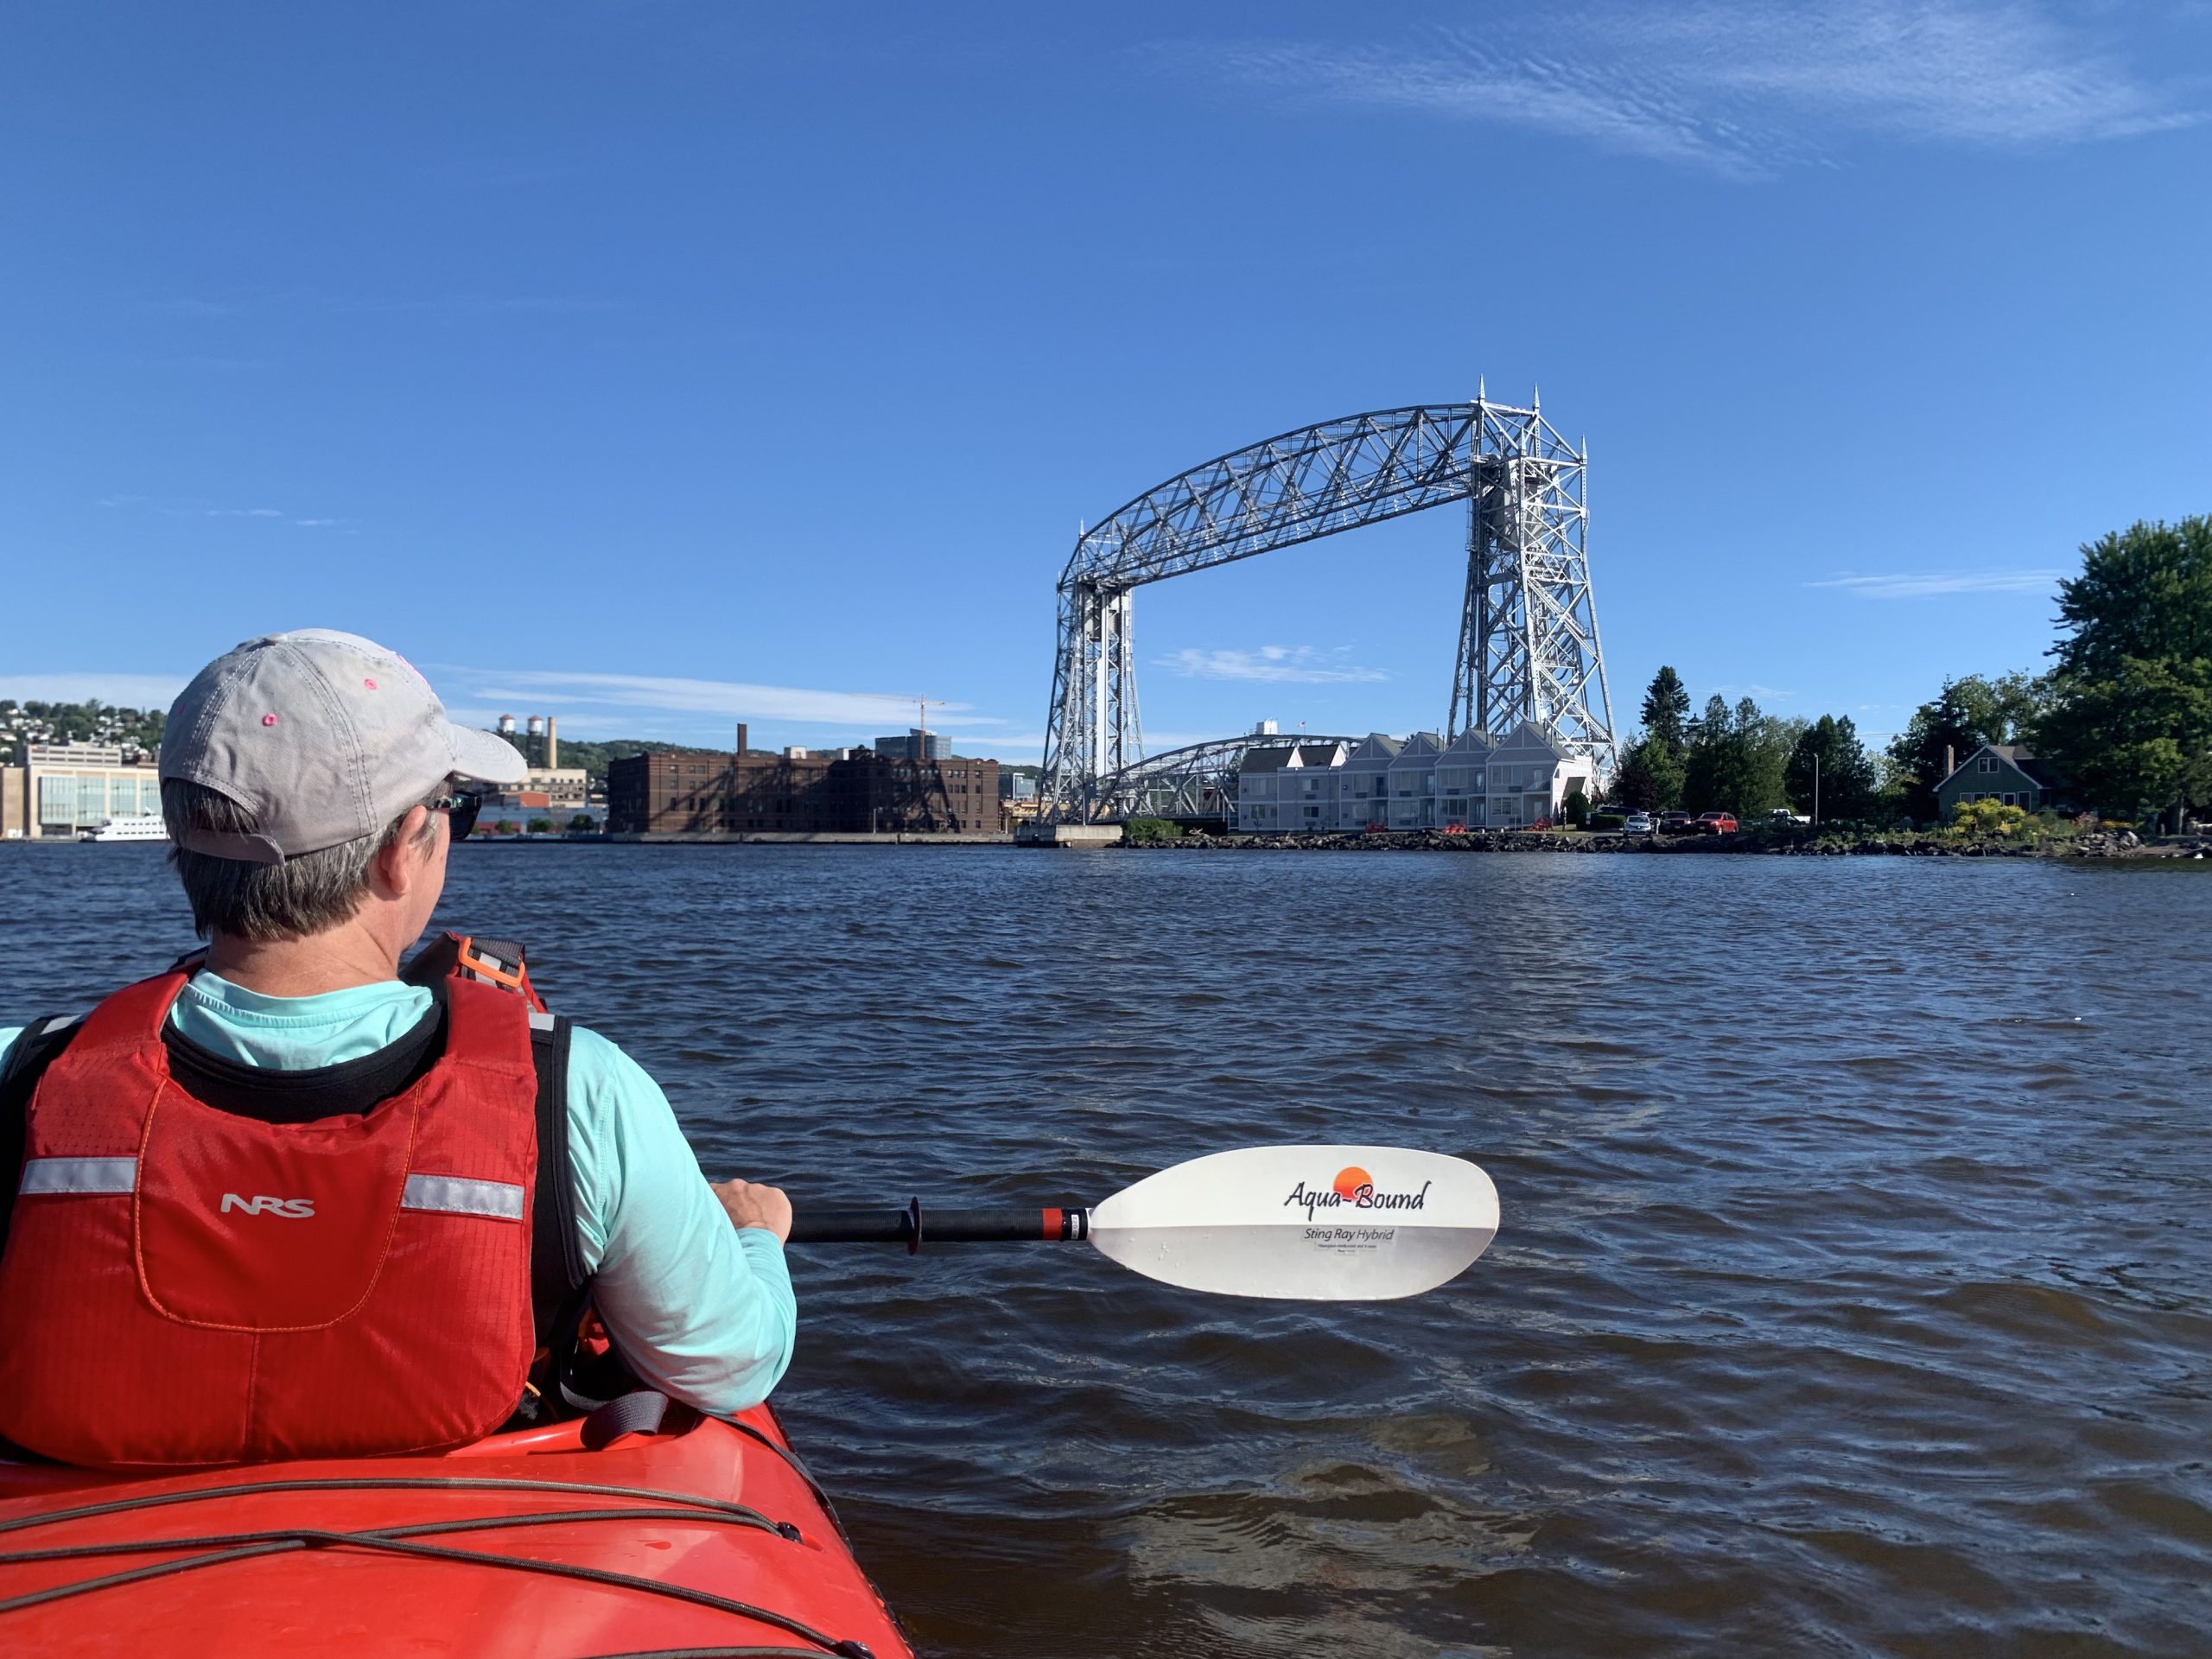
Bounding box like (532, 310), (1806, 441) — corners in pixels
(0, 673), (189, 709)
(1168, 3), (2201, 178)
(1158, 645), (1389, 684)
(101, 497), (358, 531)
(137, 291), (622, 319)
(1809, 569), (2063, 599)
(436, 666), (982, 730)
(1713, 682), (1795, 701)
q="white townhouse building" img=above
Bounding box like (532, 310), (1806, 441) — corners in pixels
(1334, 734), (1402, 830)
(1435, 728), (1491, 829)
(1482, 720), (1593, 828)
(1384, 732), (1443, 830)
(1234, 741), (1348, 832)
(1234, 721), (1599, 835)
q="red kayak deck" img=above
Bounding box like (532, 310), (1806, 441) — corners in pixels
(0, 1405), (910, 1658)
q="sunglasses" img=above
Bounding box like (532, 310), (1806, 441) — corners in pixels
(429, 790), (483, 841)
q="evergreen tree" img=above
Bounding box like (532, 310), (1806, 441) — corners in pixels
(1682, 696), (1792, 817)
(1786, 715), (1878, 820)
(1641, 666), (1691, 752)
(1888, 678), (1996, 820)
(2038, 514), (2212, 827)
(1611, 734), (1684, 812)
(1884, 671), (2052, 820)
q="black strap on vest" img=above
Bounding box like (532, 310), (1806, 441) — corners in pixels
(396, 934), (588, 1349)
(0, 1014), (86, 1263)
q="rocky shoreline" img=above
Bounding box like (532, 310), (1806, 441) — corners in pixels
(1122, 827), (2212, 860)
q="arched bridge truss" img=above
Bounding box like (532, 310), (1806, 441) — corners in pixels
(1040, 397), (1617, 822)
(1090, 734), (1367, 823)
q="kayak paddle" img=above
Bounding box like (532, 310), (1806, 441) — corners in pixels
(788, 1144), (1498, 1301)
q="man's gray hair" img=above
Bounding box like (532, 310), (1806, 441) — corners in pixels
(162, 779), (442, 942)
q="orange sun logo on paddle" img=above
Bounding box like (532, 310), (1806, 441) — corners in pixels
(1332, 1166), (1372, 1201)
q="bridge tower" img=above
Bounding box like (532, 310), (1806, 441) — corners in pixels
(1447, 394), (1613, 755)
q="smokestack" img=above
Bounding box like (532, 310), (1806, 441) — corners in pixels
(735, 722), (748, 756)
(545, 717), (557, 771)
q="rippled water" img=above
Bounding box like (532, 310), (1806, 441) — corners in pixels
(4, 843), (2209, 1656)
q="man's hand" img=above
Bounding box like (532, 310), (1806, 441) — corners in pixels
(712, 1177), (792, 1243)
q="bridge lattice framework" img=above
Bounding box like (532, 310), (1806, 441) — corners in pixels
(1039, 397), (1617, 823)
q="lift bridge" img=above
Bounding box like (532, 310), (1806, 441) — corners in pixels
(1039, 395), (1617, 823)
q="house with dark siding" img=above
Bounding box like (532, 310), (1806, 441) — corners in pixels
(1935, 744), (2063, 817)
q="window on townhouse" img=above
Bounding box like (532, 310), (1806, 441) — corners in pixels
(1978, 756), (1996, 772)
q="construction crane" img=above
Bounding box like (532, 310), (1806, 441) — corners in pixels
(912, 696), (946, 753)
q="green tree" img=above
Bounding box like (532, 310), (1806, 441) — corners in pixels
(1640, 666), (1691, 752)
(1611, 734), (1684, 811)
(1885, 673), (2044, 820)
(1786, 715), (1878, 820)
(1682, 696), (1793, 817)
(2037, 515), (2212, 829)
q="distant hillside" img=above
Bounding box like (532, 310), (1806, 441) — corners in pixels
(3, 700), (166, 760)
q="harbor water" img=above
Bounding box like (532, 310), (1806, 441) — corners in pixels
(3, 844), (2207, 1656)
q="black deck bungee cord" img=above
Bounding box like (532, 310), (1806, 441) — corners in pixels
(0, 1525), (875, 1655)
(0, 1473), (782, 1537)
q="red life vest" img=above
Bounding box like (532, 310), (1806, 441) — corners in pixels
(0, 964), (539, 1470)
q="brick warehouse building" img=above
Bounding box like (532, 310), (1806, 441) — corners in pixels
(607, 747), (1002, 835)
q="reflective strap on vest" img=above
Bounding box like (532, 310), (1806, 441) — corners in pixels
(401, 1173), (525, 1220)
(19, 1157), (137, 1195)
(18, 1160), (523, 1221)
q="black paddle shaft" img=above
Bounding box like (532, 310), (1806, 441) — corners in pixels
(788, 1201), (1091, 1249)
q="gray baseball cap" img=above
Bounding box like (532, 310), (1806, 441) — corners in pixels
(160, 629), (527, 864)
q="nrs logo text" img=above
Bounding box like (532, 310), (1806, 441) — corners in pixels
(219, 1193), (316, 1218)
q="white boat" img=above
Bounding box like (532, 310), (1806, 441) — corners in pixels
(79, 815), (170, 843)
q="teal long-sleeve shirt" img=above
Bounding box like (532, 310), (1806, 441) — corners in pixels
(2, 971), (795, 1414)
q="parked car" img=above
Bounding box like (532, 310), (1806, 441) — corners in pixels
(1656, 810), (1695, 834)
(1695, 812), (1739, 834)
(1622, 811), (1654, 834)
(1768, 808), (1811, 825)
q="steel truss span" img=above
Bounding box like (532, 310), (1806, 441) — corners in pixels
(1090, 734), (1367, 823)
(1040, 398), (1617, 822)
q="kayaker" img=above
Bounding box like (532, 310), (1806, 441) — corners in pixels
(0, 630), (796, 1468)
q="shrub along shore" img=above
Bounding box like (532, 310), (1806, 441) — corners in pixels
(1116, 820), (2210, 860)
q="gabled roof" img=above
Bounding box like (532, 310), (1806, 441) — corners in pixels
(1439, 728), (1495, 758)
(1488, 718), (1567, 759)
(1939, 743), (2056, 791)
(1346, 733), (1403, 761)
(1283, 741), (1346, 769)
(1389, 730), (1443, 761)
(1238, 746), (1294, 773)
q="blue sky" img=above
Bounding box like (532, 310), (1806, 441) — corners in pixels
(3, 2), (2207, 758)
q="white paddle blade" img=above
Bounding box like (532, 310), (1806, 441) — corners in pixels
(1088, 1145), (1498, 1301)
